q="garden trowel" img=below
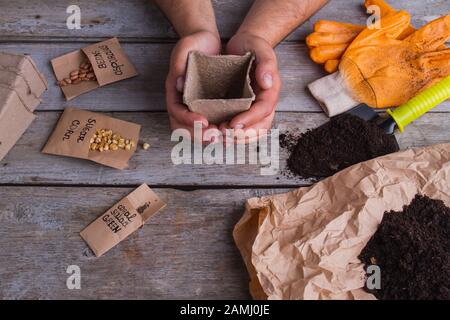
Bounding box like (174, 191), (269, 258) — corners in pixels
(348, 75), (450, 135)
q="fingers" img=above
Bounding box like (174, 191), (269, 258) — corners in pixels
(228, 76), (280, 129)
(314, 20), (364, 33)
(324, 59), (340, 73)
(348, 11), (411, 49)
(306, 32), (358, 48)
(406, 15), (450, 52)
(220, 110), (276, 144)
(165, 75), (209, 128)
(310, 44), (348, 63)
(169, 116), (219, 143)
(252, 43), (279, 91)
(418, 49), (450, 77)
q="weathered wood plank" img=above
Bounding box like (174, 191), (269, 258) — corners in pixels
(0, 111), (448, 187)
(0, 42), (449, 113)
(0, 186), (287, 299)
(0, 0), (446, 41)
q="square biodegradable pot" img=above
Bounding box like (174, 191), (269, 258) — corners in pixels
(183, 51), (255, 124)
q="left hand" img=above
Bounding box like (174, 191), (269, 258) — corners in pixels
(222, 32), (281, 139)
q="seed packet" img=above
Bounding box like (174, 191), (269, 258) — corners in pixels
(0, 52), (47, 161)
(42, 107), (141, 169)
(51, 37), (138, 100)
(80, 184), (166, 257)
(183, 51), (255, 124)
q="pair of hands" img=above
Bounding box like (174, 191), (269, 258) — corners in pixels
(165, 31), (281, 143)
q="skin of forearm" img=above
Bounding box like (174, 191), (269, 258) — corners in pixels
(153, 0), (219, 37)
(237, 0), (329, 47)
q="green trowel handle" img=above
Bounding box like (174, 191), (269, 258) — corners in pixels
(387, 76), (450, 132)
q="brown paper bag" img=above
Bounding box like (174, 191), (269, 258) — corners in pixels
(234, 143), (450, 300)
(0, 52), (47, 162)
(0, 87), (37, 161)
(42, 107), (141, 169)
(80, 184), (166, 257)
(51, 38), (138, 100)
(0, 52), (48, 105)
(183, 51), (255, 124)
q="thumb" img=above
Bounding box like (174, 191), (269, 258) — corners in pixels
(254, 47), (278, 90)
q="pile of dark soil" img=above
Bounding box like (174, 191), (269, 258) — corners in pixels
(359, 195), (450, 300)
(281, 114), (399, 178)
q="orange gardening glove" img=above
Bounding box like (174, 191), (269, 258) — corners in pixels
(308, 11), (450, 116)
(306, 0), (416, 73)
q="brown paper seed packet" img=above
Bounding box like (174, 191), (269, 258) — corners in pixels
(0, 87), (37, 161)
(0, 52), (47, 162)
(42, 107), (141, 169)
(183, 51), (255, 124)
(0, 52), (48, 106)
(51, 37), (138, 100)
(80, 184), (166, 257)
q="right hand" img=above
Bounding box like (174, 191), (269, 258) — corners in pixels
(165, 31), (222, 142)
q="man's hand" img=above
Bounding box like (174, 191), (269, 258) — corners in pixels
(166, 31), (221, 141)
(223, 32), (281, 135)
(221, 0), (328, 137)
(154, 0), (221, 142)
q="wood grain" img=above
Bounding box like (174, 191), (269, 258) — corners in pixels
(0, 111), (448, 187)
(0, 0), (446, 41)
(0, 42), (449, 113)
(0, 186), (287, 299)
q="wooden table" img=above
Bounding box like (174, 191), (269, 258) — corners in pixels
(0, 0), (448, 299)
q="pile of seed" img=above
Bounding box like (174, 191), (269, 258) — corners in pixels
(58, 61), (96, 87)
(90, 129), (135, 152)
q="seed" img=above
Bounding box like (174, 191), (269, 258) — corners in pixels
(58, 80), (67, 87)
(142, 143), (150, 150)
(89, 128), (135, 153)
(87, 72), (95, 79)
(70, 70), (79, 77)
(64, 78), (72, 84)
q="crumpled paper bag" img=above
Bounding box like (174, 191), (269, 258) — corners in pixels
(234, 143), (450, 300)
